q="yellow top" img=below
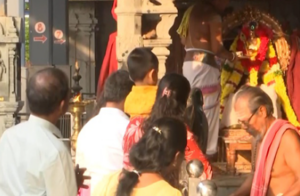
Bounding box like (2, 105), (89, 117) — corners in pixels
(92, 171), (182, 196)
(124, 86), (157, 118)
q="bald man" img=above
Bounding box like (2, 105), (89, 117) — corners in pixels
(232, 86), (300, 196)
(0, 68), (77, 196)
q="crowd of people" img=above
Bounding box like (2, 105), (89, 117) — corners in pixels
(1, 0), (300, 195)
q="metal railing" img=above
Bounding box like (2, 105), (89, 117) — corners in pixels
(14, 112), (87, 140)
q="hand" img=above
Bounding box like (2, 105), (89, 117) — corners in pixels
(75, 164), (91, 190)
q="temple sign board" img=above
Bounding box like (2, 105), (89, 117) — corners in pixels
(29, 0), (68, 66)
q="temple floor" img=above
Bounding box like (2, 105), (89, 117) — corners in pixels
(212, 173), (248, 195)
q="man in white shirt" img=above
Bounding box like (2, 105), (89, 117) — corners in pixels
(76, 70), (134, 193)
(0, 68), (77, 196)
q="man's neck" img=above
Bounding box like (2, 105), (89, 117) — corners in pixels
(262, 116), (276, 138)
(105, 102), (124, 111)
(31, 113), (58, 125)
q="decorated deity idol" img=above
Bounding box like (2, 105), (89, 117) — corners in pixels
(220, 15), (300, 128)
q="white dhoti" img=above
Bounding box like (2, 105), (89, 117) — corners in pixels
(220, 84), (281, 128)
(183, 60), (220, 155)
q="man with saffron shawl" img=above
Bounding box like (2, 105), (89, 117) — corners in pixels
(231, 86), (300, 196)
(177, 0), (238, 159)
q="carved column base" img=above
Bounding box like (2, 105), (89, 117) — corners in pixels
(0, 101), (23, 137)
(152, 47), (170, 79)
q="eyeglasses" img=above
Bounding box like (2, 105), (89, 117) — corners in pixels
(238, 107), (259, 127)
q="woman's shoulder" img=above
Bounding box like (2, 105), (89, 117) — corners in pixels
(135, 180), (182, 196)
(91, 171), (121, 196)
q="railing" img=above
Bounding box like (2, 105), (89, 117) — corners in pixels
(14, 112), (88, 140)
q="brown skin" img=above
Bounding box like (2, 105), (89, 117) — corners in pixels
(231, 97), (300, 196)
(183, 0), (233, 63)
(134, 68), (158, 86)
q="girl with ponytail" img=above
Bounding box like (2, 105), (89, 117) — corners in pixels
(92, 117), (186, 196)
(123, 73), (212, 182)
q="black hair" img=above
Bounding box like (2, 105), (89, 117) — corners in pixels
(141, 73), (191, 133)
(235, 85), (274, 116)
(116, 117), (187, 196)
(26, 67), (69, 115)
(92, 70), (134, 116)
(127, 47), (158, 82)
(103, 70), (134, 103)
(185, 88), (209, 153)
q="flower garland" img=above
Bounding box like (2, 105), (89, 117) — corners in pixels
(220, 36), (244, 119)
(262, 43), (300, 127)
(220, 32), (300, 127)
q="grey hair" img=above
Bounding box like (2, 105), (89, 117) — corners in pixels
(234, 85), (274, 116)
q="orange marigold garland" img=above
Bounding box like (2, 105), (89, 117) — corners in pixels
(262, 43), (300, 127)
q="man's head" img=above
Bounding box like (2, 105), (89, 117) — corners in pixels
(102, 70), (134, 110)
(234, 85), (274, 141)
(211, 0), (230, 13)
(26, 68), (70, 121)
(127, 48), (159, 86)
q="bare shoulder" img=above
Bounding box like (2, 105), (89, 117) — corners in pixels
(281, 129), (300, 150)
(282, 129), (300, 143)
(191, 2), (221, 22)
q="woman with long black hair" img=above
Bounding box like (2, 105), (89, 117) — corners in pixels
(92, 117), (186, 196)
(123, 73), (212, 181)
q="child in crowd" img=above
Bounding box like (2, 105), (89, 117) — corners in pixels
(124, 47), (159, 117)
(92, 117), (186, 196)
(123, 73), (212, 183)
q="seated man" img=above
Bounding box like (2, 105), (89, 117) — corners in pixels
(231, 86), (300, 196)
(76, 70), (134, 193)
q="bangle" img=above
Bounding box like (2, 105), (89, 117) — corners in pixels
(231, 52), (236, 61)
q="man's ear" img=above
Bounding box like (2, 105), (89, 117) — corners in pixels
(259, 106), (267, 118)
(149, 69), (158, 84)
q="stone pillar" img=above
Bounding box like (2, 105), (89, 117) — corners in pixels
(69, 2), (97, 94)
(0, 15), (23, 137)
(116, 0), (177, 78)
(144, 1), (177, 78)
(115, 0), (143, 68)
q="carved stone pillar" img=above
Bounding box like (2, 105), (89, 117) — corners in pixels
(144, 1), (177, 78)
(116, 0), (177, 78)
(0, 16), (23, 137)
(115, 0), (143, 68)
(69, 2), (97, 94)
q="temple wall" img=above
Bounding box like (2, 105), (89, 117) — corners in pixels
(69, 2), (97, 96)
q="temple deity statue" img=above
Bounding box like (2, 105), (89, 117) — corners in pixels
(220, 6), (300, 129)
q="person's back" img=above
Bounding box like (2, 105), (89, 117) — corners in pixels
(92, 117), (186, 196)
(0, 68), (77, 196)
(124, 48), (159, 117)
(0, 118), (74, 196)
(186, 2), (219, 52)
(92, 171), (180, 196)
(178, 0), (234, 159)
(76, 70), (134, 192)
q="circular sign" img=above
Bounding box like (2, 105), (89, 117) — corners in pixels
(35, 22), (46, 34)
(54, 30), (64, 39)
